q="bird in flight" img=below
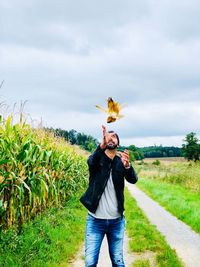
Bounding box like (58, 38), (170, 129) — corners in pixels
(95, 97), (125, 123)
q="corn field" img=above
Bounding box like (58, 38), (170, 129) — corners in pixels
(0, 115), (88, 231)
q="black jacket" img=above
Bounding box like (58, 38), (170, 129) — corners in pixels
(79, 145), (138, 217)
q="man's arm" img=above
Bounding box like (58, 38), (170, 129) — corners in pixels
(87, 125), (108, 170)
(124, 164), (138, 184)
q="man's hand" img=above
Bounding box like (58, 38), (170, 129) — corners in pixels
(118, 149), (130, 168)
(100, 125), (109, 150)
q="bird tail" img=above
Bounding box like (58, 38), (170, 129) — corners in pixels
(117, 114), (125, 119)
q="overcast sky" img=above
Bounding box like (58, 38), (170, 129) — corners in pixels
(1, 0), (200, 147)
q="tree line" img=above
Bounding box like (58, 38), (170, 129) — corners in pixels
(120, 132), (200, 161)
(45, 127), (99, 152)
(45, 128), (200, 162)
(118, 145), (181, 160)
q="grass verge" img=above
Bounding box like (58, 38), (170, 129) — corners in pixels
(137, 178), (200, 234)
(0, 190), (87, 267)
(133, 259), (151, 267)
(124, 187), (184, 267)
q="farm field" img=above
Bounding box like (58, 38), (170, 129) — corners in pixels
(140, 157), (187, 163)
(0, 115), (89, 266)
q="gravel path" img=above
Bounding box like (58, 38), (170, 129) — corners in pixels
(69, 227), (142, 267)
(126, 182), (200, 267)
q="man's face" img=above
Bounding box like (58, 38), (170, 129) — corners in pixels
(106, 132), (119, 150)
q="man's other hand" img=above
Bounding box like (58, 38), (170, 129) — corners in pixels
(117, 150), (130, 168)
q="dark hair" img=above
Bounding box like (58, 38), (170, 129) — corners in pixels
(108, 130), (120, 146)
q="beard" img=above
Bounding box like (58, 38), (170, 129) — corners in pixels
(106, 143), (118, 150)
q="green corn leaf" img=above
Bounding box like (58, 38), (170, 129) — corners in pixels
(0, 159), (10, 165)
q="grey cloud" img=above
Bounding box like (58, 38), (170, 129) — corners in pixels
(151, 0), (200, 42)
(1, 0), (149, 53)
(1, 0), (200, 146)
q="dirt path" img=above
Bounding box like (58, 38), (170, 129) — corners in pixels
(69, 229), (156, 267)
(126, 182), (200, 267)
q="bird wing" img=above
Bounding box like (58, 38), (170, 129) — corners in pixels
(119, 103), (126, 110)
(95, 105), (108, 114)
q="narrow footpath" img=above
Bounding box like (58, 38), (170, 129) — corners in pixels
(126, 182), (200, 267)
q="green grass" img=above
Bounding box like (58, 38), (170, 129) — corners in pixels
(0, 190), (87, 267)
(136, 178), (200, 234)
(124, 187), (184, 267)
(132, 259), (150, 267)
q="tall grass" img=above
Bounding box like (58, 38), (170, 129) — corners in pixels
(0, 114), (88, 232)
(135, 160), (200, 193)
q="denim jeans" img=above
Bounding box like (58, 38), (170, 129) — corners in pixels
(85, 213), (126, 267)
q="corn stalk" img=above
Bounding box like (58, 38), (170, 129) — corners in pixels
(0, 115), (88, 232)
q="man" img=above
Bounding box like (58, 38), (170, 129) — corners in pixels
(80, 125), (138, 267)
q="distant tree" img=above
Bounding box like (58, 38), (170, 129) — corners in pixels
(129, 151), (135, 162)
(182, 132), (200, 161)
(54, 128), (69, 141)
(77, 132), (87, 146)
(68, 129), (77, 145)
(87, 141), (96, 152)
(128, 145), (144, 160)
(128, 145), (137, 152)
(140, 145), (181, 158)
(45, 127), (99, 152)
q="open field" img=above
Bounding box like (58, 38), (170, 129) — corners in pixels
(135, 157), (200, 194)
(138, 157), (187, 164)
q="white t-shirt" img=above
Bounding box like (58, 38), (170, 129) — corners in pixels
(88, 170), (121, 219)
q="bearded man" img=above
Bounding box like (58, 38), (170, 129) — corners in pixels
(80, 125), (138, 267)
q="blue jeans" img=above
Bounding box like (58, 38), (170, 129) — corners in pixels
(85, 213), (126, 267)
